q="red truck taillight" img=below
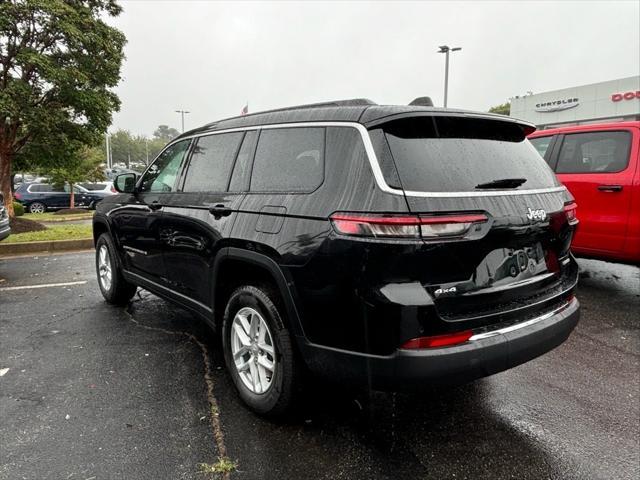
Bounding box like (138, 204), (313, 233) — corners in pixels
(563, 202), (578, 225)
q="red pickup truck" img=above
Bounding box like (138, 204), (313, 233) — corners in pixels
(529, 121), (639, 265)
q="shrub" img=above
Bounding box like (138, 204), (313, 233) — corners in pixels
(12, 202), (24, 216)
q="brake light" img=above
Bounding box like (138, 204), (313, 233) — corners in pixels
(563, 202), (578, 225)
(330, 213), (488, 239)
(400, 330), (473, 349)
(110, 185), (117, 193)
(14, 192), (22, 200)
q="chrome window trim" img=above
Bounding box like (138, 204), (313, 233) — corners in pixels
(155, 121), (567, 199)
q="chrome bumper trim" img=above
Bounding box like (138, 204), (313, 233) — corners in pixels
(469, 297), (576, 341)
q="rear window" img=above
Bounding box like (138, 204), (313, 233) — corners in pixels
(379, 117), (559, 193)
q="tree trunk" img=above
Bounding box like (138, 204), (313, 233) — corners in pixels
(69, 182), (75, 209)
(0, 148), (15, 218)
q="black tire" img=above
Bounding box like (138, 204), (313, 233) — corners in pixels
(95, 233), (137, 305)
(28, 202), (46, 213)
(222, 285), (301, 416)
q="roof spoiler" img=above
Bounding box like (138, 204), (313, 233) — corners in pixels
(408, 97), (434, 107)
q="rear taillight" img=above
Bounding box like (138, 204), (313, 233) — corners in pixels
(330, 212), (488, 239)
(563, 202), (578, 225)
(14, 192), (22, 200)
(110, 185), (116, 193)
(419, 214), (488, 238)
(400, 330), (473, 349)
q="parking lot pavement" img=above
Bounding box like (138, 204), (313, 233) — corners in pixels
(1, 253), (638, 480)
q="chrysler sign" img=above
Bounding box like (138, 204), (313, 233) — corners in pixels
(535, 97), (580, 112)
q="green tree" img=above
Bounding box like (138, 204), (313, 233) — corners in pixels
(489, 102), (511, 116)
(153, 124), (180, 142)
(109, 129), (141, 168)
(0, 0), (126, 217)
(146, 137), (166, 162)
(49, 146), (106, 208)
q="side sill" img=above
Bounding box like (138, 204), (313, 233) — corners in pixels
(122, 269), (214, 327)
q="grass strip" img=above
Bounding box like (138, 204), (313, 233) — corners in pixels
(1, 224), (93, 243)
(24, 212), (94, 222)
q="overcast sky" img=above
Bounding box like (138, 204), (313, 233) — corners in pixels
(109, 0), (640, 136)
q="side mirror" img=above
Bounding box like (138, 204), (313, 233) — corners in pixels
(114, 173), (138, 193)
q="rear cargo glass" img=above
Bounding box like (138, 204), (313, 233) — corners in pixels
(379, 116), (559, 192)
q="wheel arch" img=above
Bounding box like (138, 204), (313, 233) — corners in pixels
(92, 218), (111, 246)
(213, 247), (305, 338)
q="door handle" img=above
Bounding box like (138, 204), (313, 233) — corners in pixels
(597, 185), (623, 192)
(209, 204), (232, 218)
(148, 201), (163, 211)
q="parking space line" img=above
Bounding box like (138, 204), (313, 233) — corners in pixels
(0, 280), (87, 292)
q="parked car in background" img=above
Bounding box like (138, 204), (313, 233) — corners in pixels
(79, 182), (117, 199)
(0, 193), (10, 241)
(94, 100), (580, 416)
(529, 121), (639, 265)
(105, 167), (138, 180)
(14, 183), (105, 213)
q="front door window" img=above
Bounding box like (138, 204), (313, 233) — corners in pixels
(139, 140), (190, 192)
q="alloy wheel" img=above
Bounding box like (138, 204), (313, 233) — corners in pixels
(231, 306), (277, 394)
(29, 203), (45, 214)
(97, 245), (113, 292)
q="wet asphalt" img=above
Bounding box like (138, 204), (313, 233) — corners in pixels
(0, 251), (638, 480)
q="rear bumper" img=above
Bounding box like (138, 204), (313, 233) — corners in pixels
(298, 297), (579, 390)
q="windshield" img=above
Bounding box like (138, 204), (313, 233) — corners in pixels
(378, 116), (559, 193)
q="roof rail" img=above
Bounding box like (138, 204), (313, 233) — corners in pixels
(202, 98), (376, 128)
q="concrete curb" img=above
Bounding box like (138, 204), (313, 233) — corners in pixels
(40, 215), (94, 223)
(0, 238), (94, 256)
(24, 214), (94, 223)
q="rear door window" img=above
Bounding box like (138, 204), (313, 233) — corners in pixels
(379, 116), (559, 193)
(250, 127), (325, 192)
(182, 132), (244, 192)
(555, 131), (631, 174)
(529, 136), (553, 161)
(29, 184), (50, 193)
(80, 183), (106, 191)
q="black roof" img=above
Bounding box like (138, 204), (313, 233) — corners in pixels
(176, 99), (533, 140)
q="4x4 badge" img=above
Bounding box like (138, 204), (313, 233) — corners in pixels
(434, 286), (457, 296)
(526, 208), (547, 222)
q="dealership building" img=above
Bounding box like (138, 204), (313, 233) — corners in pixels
(509, 75), (640, 129)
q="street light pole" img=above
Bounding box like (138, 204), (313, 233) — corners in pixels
(104, 132), (113, 169)
(104, 133), (110, 169)
(175, 109), (190, 133)
(437, 45), (462, 108)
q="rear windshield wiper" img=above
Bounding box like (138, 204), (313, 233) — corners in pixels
(475, 178), (527, 189)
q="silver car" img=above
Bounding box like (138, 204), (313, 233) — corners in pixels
(0, 194), (11, 241)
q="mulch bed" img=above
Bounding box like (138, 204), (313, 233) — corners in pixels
(9, 217), (48, 234)
(53, 208), (90, 215)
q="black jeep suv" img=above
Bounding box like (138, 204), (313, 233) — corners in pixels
(93, 100), (580, 415)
